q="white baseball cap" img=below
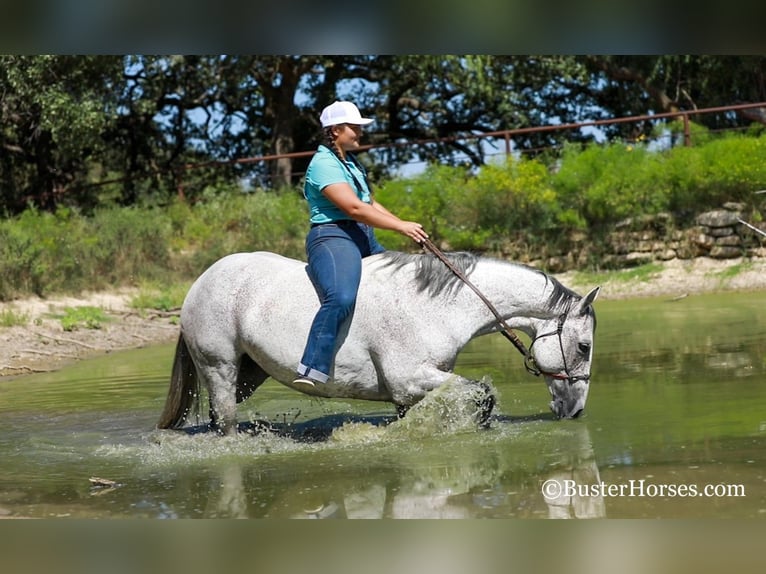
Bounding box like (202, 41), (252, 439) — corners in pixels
(319, 101), (374, 128)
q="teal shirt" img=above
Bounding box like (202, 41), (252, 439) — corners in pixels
(304, 145), (372, 224)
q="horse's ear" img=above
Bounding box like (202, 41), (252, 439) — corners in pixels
(577, 286), (601, 315)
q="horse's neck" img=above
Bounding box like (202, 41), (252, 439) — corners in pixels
(469, 260), (562, 330)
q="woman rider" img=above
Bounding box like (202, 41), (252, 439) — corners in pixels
(294, 101), (429, 387)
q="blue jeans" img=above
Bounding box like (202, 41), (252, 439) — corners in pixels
(297, 220), (386, 382)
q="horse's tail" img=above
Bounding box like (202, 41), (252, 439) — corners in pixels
(157, 333), (199, 429)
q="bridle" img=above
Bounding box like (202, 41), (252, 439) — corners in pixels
(420, 238), (588, 385)
(524, 311), (590, 383)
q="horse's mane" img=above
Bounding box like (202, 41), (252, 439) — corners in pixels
(379, 251), (581, 312)
(379, 251), (478, 297)
(545, 273), (582, 313)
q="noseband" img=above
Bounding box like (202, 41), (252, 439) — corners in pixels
(523, 311), (590, 384)
(421, 239), (589, 385)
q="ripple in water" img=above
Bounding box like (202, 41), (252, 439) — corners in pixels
(96, 376), (498, 467)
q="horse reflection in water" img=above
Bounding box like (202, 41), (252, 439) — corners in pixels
(540, 424), (607, 519)
(157, 250), (599, 435)
(186, 422), (605, 519)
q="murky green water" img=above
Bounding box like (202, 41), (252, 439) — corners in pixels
(1, 291), (765, 518)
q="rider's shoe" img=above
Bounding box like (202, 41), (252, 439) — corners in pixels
(293, 376), (321, 388)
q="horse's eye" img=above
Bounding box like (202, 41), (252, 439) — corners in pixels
(578, 342), (591, 356)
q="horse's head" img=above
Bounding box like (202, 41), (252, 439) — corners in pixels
(529, 286), (600, 419)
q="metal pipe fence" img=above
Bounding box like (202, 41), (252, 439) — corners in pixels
(179, 101), (766, 190)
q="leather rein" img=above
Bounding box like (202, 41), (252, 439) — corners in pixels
(419, 238), (581, 383)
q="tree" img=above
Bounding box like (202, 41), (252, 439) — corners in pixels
(2, 55), (764, 215)
(580, 55), (766, 134)
(366, 55), (591, 167)
(0, 55), (124, 212)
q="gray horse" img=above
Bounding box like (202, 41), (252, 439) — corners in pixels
(158, 251), (600, 435)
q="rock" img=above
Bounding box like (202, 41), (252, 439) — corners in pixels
(709, 226), (734, 237)
(670, 230), (686, 240)
(697, 210), (741, 228)
(723, 202), (746, 212)
(693, 233), (714, 250)
(657, 249), (677, 261)
(676, 245), (696, 259)
(625, 252), (654, 266)
(715, 235), (741, 246)
(709, 245), (742, 259)
(635, 240), (654, 252)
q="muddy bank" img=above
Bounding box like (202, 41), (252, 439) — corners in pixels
(0, 289), (178, 379)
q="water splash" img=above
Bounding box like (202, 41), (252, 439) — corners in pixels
(95, 376), (498, 468)
(330, 376), (498, 446)
(96, 427), (304, 468)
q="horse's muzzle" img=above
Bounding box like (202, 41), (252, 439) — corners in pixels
(550, 399), (585, 419)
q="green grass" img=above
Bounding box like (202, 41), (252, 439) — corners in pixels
(0, 308), (30, 327)
(57, 306), (109, 331)
(129, 282), (189, 312)
(712, 261), (752, 281)
(574, 262), (664, 286)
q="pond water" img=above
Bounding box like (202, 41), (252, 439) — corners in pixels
(0, 291), (764, 519)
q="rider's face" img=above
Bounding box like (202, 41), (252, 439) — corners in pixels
(333, 123), (363, 152)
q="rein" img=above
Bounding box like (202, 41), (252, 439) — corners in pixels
(419, 238), (576, 382)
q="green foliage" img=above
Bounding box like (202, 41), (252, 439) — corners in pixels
(695, 136), (766, 201)
(171, 186), (308, 271)
(1, 131), (765, 301)
(378, 157), (573, 257)
(0, 308), (29, 327)
(573, 263), (665, 287)
(4, 55), (765, 216)
(554, 141), (670, 226)
(0, 205), (172, 299)
(554, 132), (766, 227)
(658, 119), (714, 146)
(379, 132), (766, 259)
(375, 164), (489, 251)
(467, 157), (571, 255)
(130, 282), (190, 312)
(0, 189), (308, 301)
(58, 306), (109, 331)
(0, 56), (124, 212)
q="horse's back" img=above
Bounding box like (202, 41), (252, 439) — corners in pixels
(181, 252), (309, 338)
(196, 251), (303, 279)
(188, 251), (305, 294)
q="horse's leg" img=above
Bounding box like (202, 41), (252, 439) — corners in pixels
(392, 369), (496, 428)
(235, 353), (270, 404)
(199, 361), (240, 436)
(470, 378), (496, 429)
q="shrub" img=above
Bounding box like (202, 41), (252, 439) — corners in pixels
(2, 131), (765, 300)
(58, 306), (109, 331)
(173, 187), (307, 273)
(375, 164), (485, 251)
(554, 142), (671, 226)
(468, 157), (570, 256)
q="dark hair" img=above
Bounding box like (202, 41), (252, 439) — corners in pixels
(322, 126), (374, 197)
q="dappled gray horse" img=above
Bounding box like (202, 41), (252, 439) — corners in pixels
(158, 251), (599, 435)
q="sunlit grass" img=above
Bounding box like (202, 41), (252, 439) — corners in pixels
(0, 308), (30, 327)
(130, 281), (190, 312)
(56, 306), (110, 331)
(711, 260), (752, 281)
(574, 262), (664, 286)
